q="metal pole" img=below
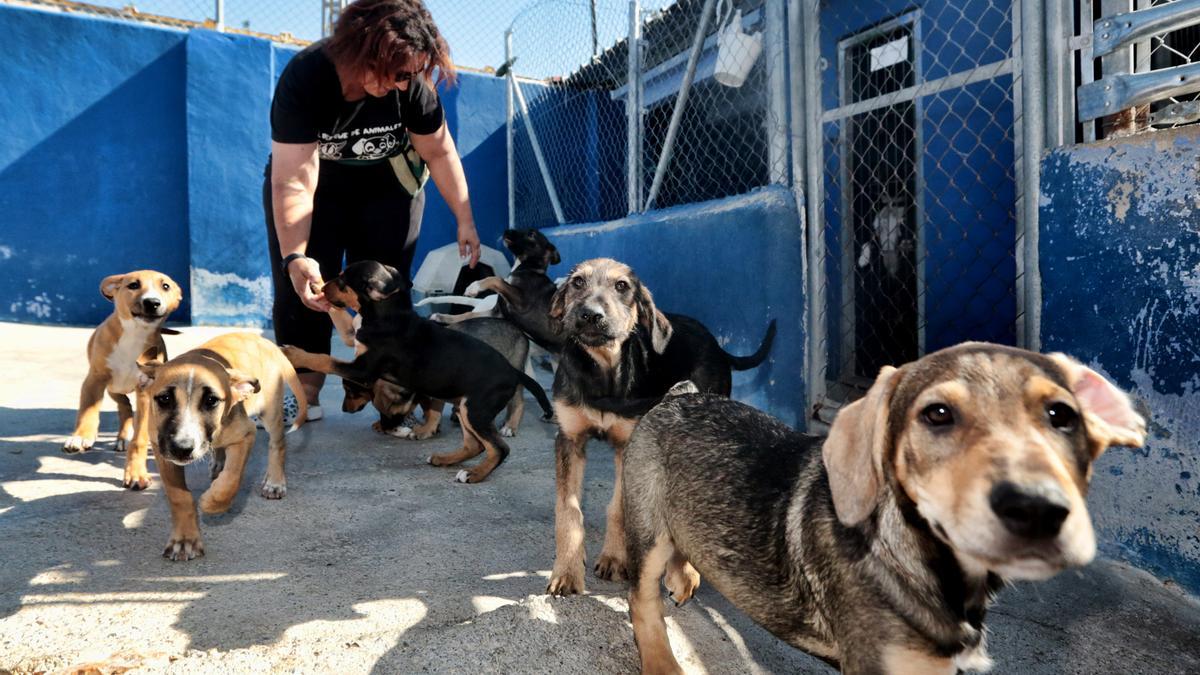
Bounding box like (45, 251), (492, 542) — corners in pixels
(627, 0), (643, 214)
(215, 0), (224, 31)
(510, 74), (567, 224)
(506, 29), (516, 229)
(765, 0), (789, 184)
(800, 0), (827, 419)
(644, 0), (718, 211)
(1018, 0), (1044, 352)
(1044, 0), (1071, 147)
(591, 0), (601, 57)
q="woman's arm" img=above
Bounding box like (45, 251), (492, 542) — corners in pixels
(271, 140), (329, 311)
(411, 121), (481, 267)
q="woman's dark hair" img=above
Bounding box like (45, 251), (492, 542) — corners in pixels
(326, 0), (456, 87)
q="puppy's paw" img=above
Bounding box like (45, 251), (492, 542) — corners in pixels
(501, 426), (516, 438)
(62, 435), (95, 453)
(429, 313), (449, 324)
(123, 465), (152, 491)
(454, 467), (492, 483)
(279, 345), (308, 367)
(410, 426), (439, 440)
(198, 491), (232, 515)
(593, 553), (628, 582)
(260, 479), (287, 500)
(464, 280), (483, 297)
(114, 436), (131, 453)
(163, 533), (205, 562)
(390, 426), (416, 439)
(547, 565), (586, 596)
(665, 563), (701, 607)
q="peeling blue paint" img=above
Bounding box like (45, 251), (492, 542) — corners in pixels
(1041, 126), (1200, 596)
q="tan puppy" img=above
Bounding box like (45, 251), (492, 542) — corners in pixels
(64, 270), (183, 490)
(137, 333), (306, 561)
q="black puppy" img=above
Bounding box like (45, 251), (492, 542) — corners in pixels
(431, 228), (563, 352)
(283, 261), (554, 484)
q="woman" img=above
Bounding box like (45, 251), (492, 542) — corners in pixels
(265, 0), (480, 420)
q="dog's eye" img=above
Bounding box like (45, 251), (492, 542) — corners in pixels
(1046, 402), (1079, 432)
(161, 282), (171, 291)
(127, 280), (141, 290)
(202, 392), (222, 410)
(571, 276), (585, 289)
(614, 280), (630, 293)
(921, 403), (955, 427)
(154, 391), (173, 408)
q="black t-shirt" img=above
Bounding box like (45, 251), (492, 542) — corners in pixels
(270, 40), (445, 163)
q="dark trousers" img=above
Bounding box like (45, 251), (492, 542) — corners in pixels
(264, 160), (424, 359)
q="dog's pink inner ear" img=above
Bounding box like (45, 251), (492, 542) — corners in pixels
(1073, 367), (1147, 450)
(226, 370), (261, 402)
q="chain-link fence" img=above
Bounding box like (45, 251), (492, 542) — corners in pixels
(1075, 0), (1200, 140)
(1142, 0), (1200, 129)
(803, 0), (1022, 411)
(508, 0), (790, 228)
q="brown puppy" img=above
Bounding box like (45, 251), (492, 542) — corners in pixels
(64, 270), (183, 490)
(547, 258), (775, 595)
(137, 333), (306, 561)
(623, 343), (1147, 674)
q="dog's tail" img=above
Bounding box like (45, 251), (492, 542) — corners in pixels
(515, 370), (555, 421)
(281, 353), (308, 433)
(723, 319), (777, 371)
(414, 294), (493, 310)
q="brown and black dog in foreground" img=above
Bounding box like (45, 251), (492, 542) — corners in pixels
(137, 332), (306, 561)
(546, 258), (776, 596)
(622, 343), (1147, 674)
(63, 270), (182, 490)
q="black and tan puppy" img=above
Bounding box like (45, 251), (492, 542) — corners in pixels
(427, 228), (563, 352)
(339, 315), (531, 438)
(284, 260), (554, 483)
(64, 270), (183, 491)
(546, 258), (776, 595)
(137, 332), (306, 561)
(623, 343), (1147, 674)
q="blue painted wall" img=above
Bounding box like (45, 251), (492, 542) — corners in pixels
(0, 5), (510, 327)
(0, 5), (191, 325)
(548, 186), (806, 427)
(1040, 126), (1200, 595)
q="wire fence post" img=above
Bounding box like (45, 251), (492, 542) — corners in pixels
(510, 70), (567, 225)
(765, 0), (789, 184)
(627, 0), (643, 214)
(644, 0), (718, 211)
(506, 29), (516, 230)
(1018, 0), (1045, 352)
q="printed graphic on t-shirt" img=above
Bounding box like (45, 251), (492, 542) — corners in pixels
(319, 140), (347, 158)
(318, 122), (406, 161)
(351, 133), (398, 160)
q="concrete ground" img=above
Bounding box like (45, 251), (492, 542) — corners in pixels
(1, 321), (1199, 674)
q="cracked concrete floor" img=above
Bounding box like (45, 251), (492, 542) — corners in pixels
(1, 321), (1198, 674)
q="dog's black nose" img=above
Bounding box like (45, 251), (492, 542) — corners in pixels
(142, 297), (161, 313)
(989, 481), (1070, 539)
(577, 306), (605, 326)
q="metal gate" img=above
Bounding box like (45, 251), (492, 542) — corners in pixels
(797, 0), (1037, 415)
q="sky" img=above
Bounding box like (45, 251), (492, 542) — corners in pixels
(83, 0), (677, 78)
